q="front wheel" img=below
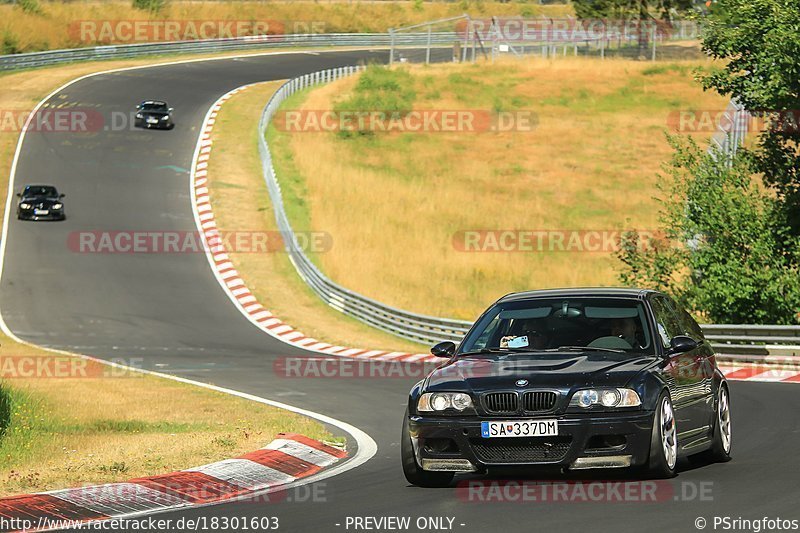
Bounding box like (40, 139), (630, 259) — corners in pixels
(644, 391), (678, 478)
(401, 411), (454, 488)
(693, 384), (732, 464)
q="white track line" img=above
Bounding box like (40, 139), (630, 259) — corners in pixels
(0, 50), (380, 527)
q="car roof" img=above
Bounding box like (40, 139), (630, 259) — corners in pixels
(23, 184), (57, 189)
(140, 100), (167, 106)
(497, 287), (656, 303)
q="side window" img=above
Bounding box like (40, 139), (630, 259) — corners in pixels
(669, 299), (706, 341)
(650, 296), (683, 348)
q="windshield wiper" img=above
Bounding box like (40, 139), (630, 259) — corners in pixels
(553, 345), (626, 354)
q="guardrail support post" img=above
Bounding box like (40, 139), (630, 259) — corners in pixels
(389, 29), (395, 66)
(426, 26), (432, 64)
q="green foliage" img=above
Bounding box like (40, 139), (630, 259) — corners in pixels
(333, 66), (416, 138)
(16, 0), (41, 15)
(1, 31), (20, 55)
(701, 0), (800, 238)
(132, 0), (166, 13)
(618, 136), (800, 324)
(0, 385), (11, 441)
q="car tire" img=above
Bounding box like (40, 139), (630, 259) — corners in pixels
(692, 384), (732, 465)
(401, 411), (454, 488)
(645, 391), (678, 478)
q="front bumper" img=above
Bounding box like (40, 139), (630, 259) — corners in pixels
(408, 411), (653, 472)
(136, 118), (172, 129)
(18, 210), (65, 221)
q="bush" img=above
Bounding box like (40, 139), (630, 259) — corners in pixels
(617, 136), (800, 324)
(333, 66), (416, 138)
(1, 31), (20, 55)
(17, 0), (41, 15)
(0, 384), (11, 441)
(132, 0), (166, 13)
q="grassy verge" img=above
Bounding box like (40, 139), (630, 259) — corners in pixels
(1, 1), (571, 54)
(0, 334), (332, 496)
(269, 57), (730, 320)
(206, 82), (425, 353)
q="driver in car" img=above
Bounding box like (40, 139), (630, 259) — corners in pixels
(610, 317), (641, 349)
(500, 319), (549, 350)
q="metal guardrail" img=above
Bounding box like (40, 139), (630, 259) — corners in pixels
(257, 66), (472, 346)
(258, 68), (800, 361)
(0, 32), (460, 71)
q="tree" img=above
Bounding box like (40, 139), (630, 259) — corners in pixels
(701, 0), (800, 238)
(618, 136), (800, 324)
(572, 0), (693, 57)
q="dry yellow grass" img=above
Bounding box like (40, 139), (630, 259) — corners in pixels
(271, 57), (730, 320)
(0, 333), (331, 496)
(1, 1), (571, 53)
(206, 82), (425, 353)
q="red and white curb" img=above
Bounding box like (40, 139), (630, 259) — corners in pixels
(0, 434), (346, 531)
(718, 362), (800, 383)
(190, 85), (437, 365)
(190, 85), (800, 384)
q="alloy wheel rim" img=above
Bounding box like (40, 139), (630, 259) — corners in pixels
(718, 387), (731, 453)
(661, 397), (677, 469)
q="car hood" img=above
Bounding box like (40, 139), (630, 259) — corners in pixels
(20, 196), (60, 204)
(425, 352), (658, 392)
(139, 111), (168, 117)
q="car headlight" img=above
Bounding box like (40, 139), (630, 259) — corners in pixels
(418, 392), (473, 412)
(52, 203), (62, 210)
(136, 113), (143, 119)
(160, 115), (168, 120)
(569, 388), (641, 408)
(19, 203), (31, 209)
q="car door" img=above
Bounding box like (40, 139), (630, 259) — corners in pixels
(671, 299), (716, 434)
(649, 295), (707, 440)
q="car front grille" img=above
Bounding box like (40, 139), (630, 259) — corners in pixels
(470, 437), (572, 464)
(482, 392), (518, 414)
(523, 391), (558, 412)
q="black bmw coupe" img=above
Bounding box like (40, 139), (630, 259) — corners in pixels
(134, 100), (174, 129)
(402, 288), (731, 486)
(16, 184), (65, 221)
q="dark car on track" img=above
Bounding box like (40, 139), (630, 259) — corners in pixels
(402, 288), (732, 486)
(135, 100), (174, 129)
(16, 185), (65, 221)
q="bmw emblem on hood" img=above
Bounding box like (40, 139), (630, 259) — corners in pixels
(515, 379), (529, 387)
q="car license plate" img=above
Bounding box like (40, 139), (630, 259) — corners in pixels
(147, 117), (158, 124)
(34, 209), (49, 215)
(481, 420), (558, 438)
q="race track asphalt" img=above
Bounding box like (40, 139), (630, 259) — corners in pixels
(0, 49), (797, 533)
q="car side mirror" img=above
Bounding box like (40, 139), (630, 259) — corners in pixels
(59, 193), (65, 198)
(667, 335), (699, 355)
(431, 341), (456, 358)
(15, 193), (20, 197)
(169, 108), (174, 112)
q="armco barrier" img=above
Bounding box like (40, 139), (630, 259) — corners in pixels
(256, 67), (800, 363)
(257, 66), (471, 346)
(0, 33), (459, 71)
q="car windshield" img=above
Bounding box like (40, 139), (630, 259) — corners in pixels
(459, 297), (655, 356)
(23, 186), (58, 197)
(141, 102), (168, 111)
